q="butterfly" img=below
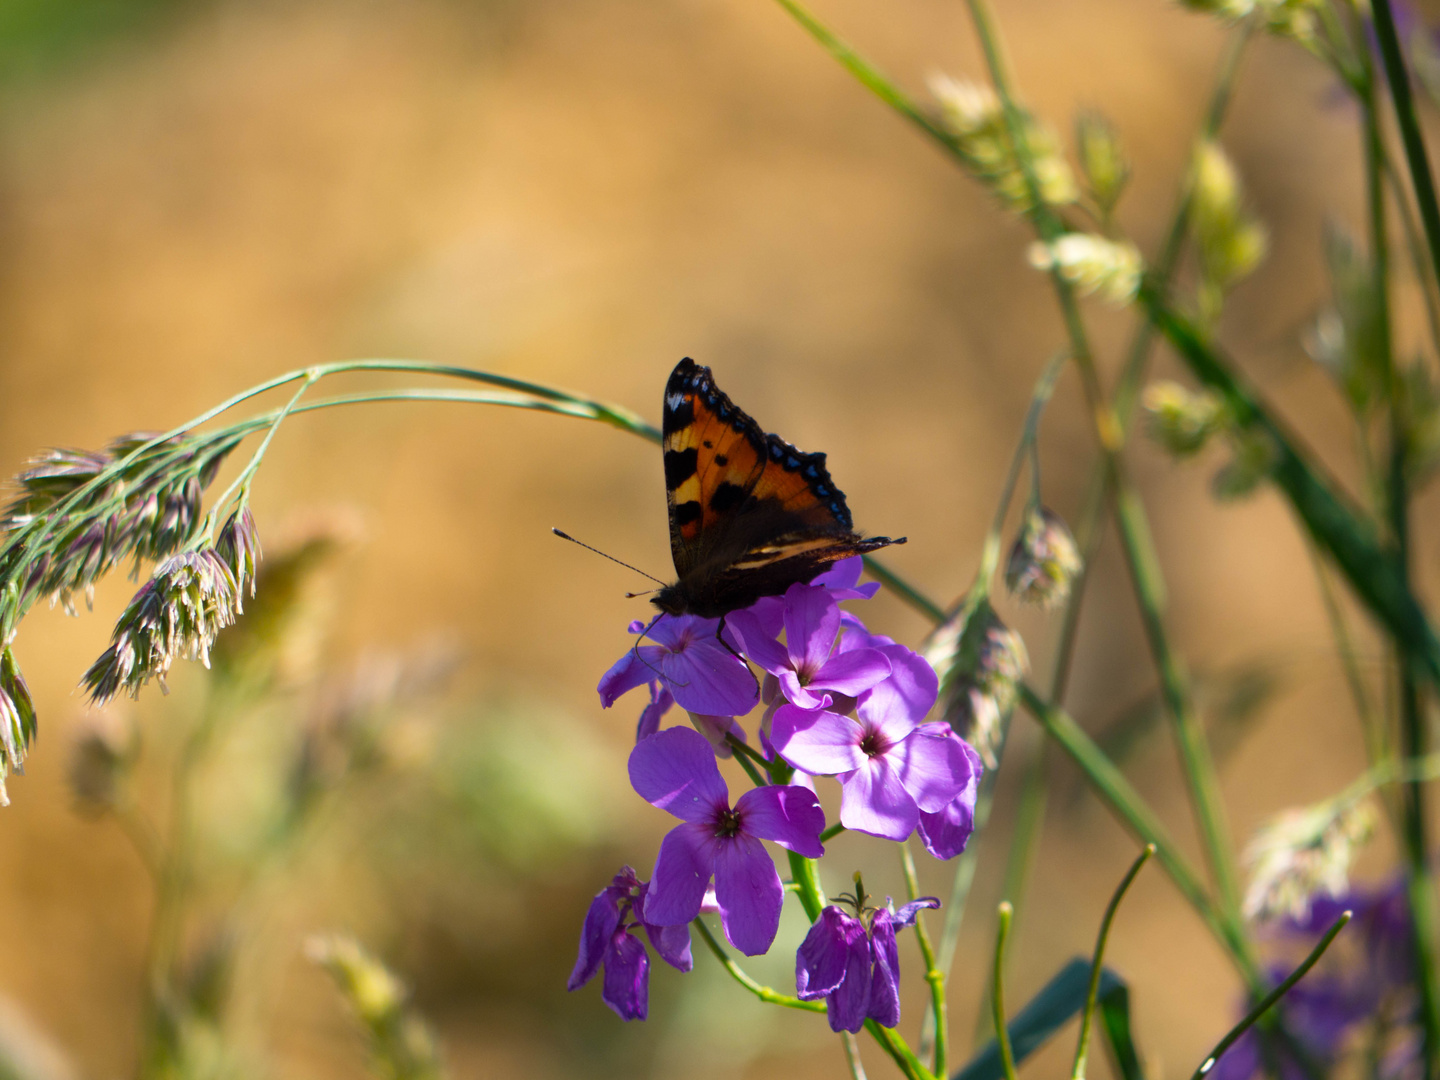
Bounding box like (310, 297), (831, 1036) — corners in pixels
(651, 357), (905, 619)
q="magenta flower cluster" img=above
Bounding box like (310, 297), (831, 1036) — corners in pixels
(575, 559), (983, 1023)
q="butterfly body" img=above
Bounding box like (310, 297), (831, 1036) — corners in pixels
(655, 357), (904, 618)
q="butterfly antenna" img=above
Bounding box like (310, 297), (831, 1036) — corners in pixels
(551, 529), (669, 586)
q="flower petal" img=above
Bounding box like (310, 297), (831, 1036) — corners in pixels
(629, 727), (730, 820)
(661, 634), (758, 716)
(811, 556), (879, 599)
(568, 883), (625, 990)
(796, 906), (863, 999)
(863, 645), (939, 722)
(713, 832), (784, 956)
(727, 609), (792, 675)
(892, 897), (941, 927)
(867, 910), (901, 1028)
(645, 821), (718, 926)
(811, 647), (892, 697)
(639, 880), (694, 972)
(771, 705), (865, 776)
(840, 757), (920, 841)
(782, 583), (841, 671)
(856, 690), (920, 746)
(636, 683), (674, 742)
(826, 920), (875, 1033)
(735, 784), (826, 857)
(777, 669), (832, 710)
(600, 928), (650, 1021)
(890, 728), (974, 812)
(598, 646), (664, 708)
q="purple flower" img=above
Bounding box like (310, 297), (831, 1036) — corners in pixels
(1211, 876), (1418, 1080)
(729, 583), (891, 709)
(743, 557), (881, 639)
(629, 727), (825, 955)
(796, 898), (939, 1032)
(771, 691), (974, 843)
(599, 615), (757, 717)
(568, 866), (693, 1021)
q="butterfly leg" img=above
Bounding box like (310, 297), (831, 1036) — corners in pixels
(715, 615), (761, 701)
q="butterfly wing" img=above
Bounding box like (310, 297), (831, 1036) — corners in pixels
(661, 358), (904, 616)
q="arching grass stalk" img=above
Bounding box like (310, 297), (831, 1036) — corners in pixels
(1190, 910), (1352, 1080)
(1072, 845), (1153, 1080)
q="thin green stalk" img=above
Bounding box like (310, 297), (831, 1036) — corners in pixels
(207, 372), (317, 530)
(991, 902), (1018, 1080)
(902, 842), (947, 1078)
(1191, 911), (1352, 1080)
(820, 822), (848, 843)
(966, 0), (1244, 938)
(842, 1032), (870, 1080)
(788, 851), (827, 922)
(692, 918), (825, 1012)
(1380, 150), (1440, 355)
(1072, 845), (1153, 1080)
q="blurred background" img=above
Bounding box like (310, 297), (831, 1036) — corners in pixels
(0, 0), (1422, 1076)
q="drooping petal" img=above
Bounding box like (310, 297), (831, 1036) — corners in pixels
(890, 727), (974, 812)
(825, 918), (875, 1033)
(862, 645), (939, 722)
(568, 882), (626, 990)
(782, 583), (841, 671)
(629, 727), (729, 821)
(646, 821), (719, 927)
(810, 647), (892, 697)
(726, 609), (792, 675)
(840, 757), (920, 841)
(796, 906), (863, 999)
(771, 705), (866, 776)
(735, 784), (826, 857)
(915, 732), (983, 859)
(867, 910), (901, 1028)
(600, 928), (650, 1021)
(660, 633), (758, 716)
(713, 832), (784, 956)
(636, 683), (674, 742)
(598, 646), (665, 708)
(892, 897), (941, 927)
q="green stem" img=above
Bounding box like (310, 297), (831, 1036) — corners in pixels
(207, 373), (317, 533)
(820, 822), (847, 843)
(1191, 911), (1353, 1080)
(692, 918), (825, 1012)
(1370, 0), (1440, 300)
(842, 1032), (870, 1080)
(991, 902), (1018, 1080)
(787, 851), (827, 922)
(902, 842), (947, 1078)
(1072, 845), (1153, 1080)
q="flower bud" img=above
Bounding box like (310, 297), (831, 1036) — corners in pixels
(1027, 234), (1142, 305)
(926, 600), (1028, 768)
(1243, 797), (1376, 923)
(1005, 507), (1082, 609)
(1191, 141), (1267, 313)
(1142, 381), (1228, 457)
(1075, 110), (1129, 217)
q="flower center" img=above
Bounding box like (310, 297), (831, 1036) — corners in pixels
(859, 729), (890, 759)
(715, 807), (742, 838)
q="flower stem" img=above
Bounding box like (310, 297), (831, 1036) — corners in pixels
(1189, 910), (1352, 1080)
(902, 842), (946, 1078)
(842, 1032), (870, 1080)
(991, 902), (1018, 1080)
(691, 918), (825, 1013)
(1072, 845), (1153, 1080)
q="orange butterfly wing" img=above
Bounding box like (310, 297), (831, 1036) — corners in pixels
(656, 358), (904, 618)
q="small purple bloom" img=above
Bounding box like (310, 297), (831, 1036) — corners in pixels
(599, 614), (758, 717)
(630, 727), (825, 955)
(771, 693), (973, 842)
(796, 898), (939, 1032)
(730, 583), (891, 710)
(569, 866), (693, 1021)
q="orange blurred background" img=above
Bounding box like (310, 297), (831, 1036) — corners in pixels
(0, 0), (1422, 1076)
